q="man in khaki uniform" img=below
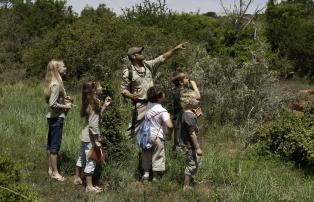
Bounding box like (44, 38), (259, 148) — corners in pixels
(121, 43), (186, 138)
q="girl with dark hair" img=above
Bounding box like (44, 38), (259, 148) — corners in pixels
(141, 86), (173, 181)
(74, 81), (111, 193)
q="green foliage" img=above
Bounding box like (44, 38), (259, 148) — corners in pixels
(23, 4), (178, 81)
(122, 0), (173, 27)
(0, 156), (20, 186)
(265, 0), (314, 79)
(1, 83), (314, 201)
(99, 82), (131, 161)
(254, 110), (314, 165)
(175, 42), (280, 126)
(167, 13), (219, 48)
(0, 156), (40, 202)
(0, 0), (76, 72)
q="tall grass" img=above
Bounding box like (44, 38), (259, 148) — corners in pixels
(1, 83), (314, 201)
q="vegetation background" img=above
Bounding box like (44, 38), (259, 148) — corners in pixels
(0, 0), (313, 201)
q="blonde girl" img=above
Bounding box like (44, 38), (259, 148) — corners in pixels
(44, 59), (72, 181)
(74, 81), (111, 193)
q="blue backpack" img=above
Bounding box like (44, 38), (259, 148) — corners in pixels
(136, 111), (165, 150)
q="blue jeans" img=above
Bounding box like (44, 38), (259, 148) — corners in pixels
(47, 117), (64, 154)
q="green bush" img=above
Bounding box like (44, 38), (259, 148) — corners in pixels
(100, 83), (132, 161)
(0, 0), (75, 72)
(23, 4), (179, 81)
(174, 41), (280, 126)
(0, 156), (40, 202)
(254, 111), (314, 165)
(122, 0), (173, 27)
(265, 0), (314, 79)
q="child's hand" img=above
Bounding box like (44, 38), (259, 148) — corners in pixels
(189, 80), (196, 86)
(65, 95), (72, 100)
(95, 141), (102, 148)
(195, 148), (202, 156)
(193, 107), (203, 117)
(104, 96), (112, 107)
(64, 102), (72, 109)
(131, 93), (139, 101)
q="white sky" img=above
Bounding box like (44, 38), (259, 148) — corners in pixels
(67, 0), (268, 15)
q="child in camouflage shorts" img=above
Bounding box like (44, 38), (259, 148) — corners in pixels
(179, 90), (202, 191)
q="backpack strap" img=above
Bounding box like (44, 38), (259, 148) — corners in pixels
(152, 110), (167, 139)
(146, 110), (167, 120)
(127, 64), (133, 93)
(143, 61), (154, 77)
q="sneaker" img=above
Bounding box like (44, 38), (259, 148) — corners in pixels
(142, 175), (149, 182)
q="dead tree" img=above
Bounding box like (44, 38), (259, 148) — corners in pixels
(220, 0), (265, 36)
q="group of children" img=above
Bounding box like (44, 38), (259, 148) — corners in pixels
(44, 59), (202, 193)
(139, 69), (202, 191)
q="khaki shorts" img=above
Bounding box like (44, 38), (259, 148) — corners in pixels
(141, 135), (165, 172)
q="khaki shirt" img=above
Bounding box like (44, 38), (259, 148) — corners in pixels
(46, 83), (66, 118)
(121, 55), (166, 100)
(80, 104), (105, 143)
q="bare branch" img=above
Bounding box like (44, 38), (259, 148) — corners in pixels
(239, 0), (243, 16)
(243, 5), (265, 29)
(242, 0), (253, 16)
(220, 0), (229, 15)
(254, 5), (266, 14)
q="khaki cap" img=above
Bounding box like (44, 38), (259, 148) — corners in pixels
(171, 72), (186, 81)
(127, 47), (144, 58)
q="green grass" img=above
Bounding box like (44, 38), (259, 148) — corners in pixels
(1, 82), (314, 201)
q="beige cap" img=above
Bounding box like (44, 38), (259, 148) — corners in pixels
(171, 72), (186, 81)
(127, 47), (144, 59)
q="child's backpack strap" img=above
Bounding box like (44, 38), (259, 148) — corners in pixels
(146, 110), (167, 120)
(146, 110), (168, 136)
(137, 110), (167, 150)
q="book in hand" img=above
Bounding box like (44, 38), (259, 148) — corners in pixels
(193, 106), (203, 118)
(88, 147), (107, 162)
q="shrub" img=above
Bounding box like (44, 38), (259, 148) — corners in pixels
(172, 42), (281, 126)
(253, 110), (314, 165)
(122, 0), (173, 27)
(99, 83), (131, 161)
(0, 156), (40, 202)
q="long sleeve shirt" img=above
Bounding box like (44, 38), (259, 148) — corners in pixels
(121, 55), (166, 100)
(80, 104), (106, 143)
(46, 83), (66, 118)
